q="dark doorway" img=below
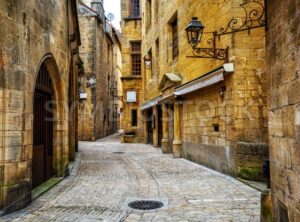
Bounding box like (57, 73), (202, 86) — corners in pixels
(147, 109), (154, 144)
(157, 105), (163, 148)
(33, 63), (54, 189)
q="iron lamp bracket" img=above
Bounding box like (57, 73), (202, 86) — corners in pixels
(187, 32), (229, 61)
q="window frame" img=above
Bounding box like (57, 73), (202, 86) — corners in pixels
(131, 41), (142, 76)
(129, 0), (141, 18)
(171, 18), (179, 59)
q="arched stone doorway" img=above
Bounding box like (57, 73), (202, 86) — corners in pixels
(32, 63), (54, 188)
(32, 54), (67, 189)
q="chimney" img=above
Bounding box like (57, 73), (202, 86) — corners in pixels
(91, 0), (103, 15)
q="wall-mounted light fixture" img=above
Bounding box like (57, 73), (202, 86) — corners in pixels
(219, 86), (227, 98)
(143, 55), (152, 68)
(186, 17), (229, 60)
(186, 0), (266, 60)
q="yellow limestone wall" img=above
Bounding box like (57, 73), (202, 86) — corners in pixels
(141, 0), (268, 177)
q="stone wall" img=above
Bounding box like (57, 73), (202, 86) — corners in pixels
(78, 1), (117, 141)
(141, 0), (268, 179)
(120, 0), (144, 142)
(0, 0), (80, 213)
(78, 15), (97, 141)
(266, 0), (300, 221)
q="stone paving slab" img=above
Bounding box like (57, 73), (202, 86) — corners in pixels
(1, 134), (261, 222)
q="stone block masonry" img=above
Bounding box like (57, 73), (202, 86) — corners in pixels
(0, 0), (81, 214)
(77, 1), (120, 141)
(266, 0), (300, 221)
(120, 0), (144, 143)
(139, 0), (268, 182)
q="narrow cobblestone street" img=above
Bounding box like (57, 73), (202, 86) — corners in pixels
(2, 134), (261, 222)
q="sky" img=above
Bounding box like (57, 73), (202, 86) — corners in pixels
(104, 0), (121, 31)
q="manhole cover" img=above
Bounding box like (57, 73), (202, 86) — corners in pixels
(128, 200), (164, 210)
(113, 152), (125, 154)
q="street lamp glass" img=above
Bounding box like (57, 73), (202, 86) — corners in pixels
(186, 17), (205, 48)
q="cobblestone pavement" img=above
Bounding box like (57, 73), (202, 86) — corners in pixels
(2, 134), (261, 222)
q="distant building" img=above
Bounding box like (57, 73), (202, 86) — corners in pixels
(112, 30), (123, 131)
(0, 0), (81, 214)
(120, 0), (144, 143)
(77, 0), (120, 140)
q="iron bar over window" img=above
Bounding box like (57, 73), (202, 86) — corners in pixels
(131, 42), (141, 75)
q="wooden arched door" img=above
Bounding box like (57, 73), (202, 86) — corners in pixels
(32, 63), (54, 189)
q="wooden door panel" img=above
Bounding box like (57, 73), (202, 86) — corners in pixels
(32, 145), (45, 189)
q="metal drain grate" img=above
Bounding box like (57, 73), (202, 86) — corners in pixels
(113, 152), (125, 154)
(128, 200), (164, 210)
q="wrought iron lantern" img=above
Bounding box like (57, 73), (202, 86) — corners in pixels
(185, 0), (267, 61)
(185, 17), (229, 60)
(186, 17), (205, 49)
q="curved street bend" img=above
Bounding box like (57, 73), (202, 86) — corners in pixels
(2, 134), (261, 222)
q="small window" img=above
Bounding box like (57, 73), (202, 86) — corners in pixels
(171, 18), (178, 59)
(146, 0), (152, 30)
(131, 110), (138, 126)
(213, 124), (220, 132)
(130, 0), (140, 18)
(155, 38), (160, 76)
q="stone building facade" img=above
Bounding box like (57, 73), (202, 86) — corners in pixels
(77, 0), (119, 141)
(266, 0), (300, 221)
(113, 31), (123, 131)
(140, 0), (268, 180)
(120, 0), (144, 143)
(0, 0), (81, 214)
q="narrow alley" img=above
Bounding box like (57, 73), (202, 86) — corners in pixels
(3, 134), (260, 222)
